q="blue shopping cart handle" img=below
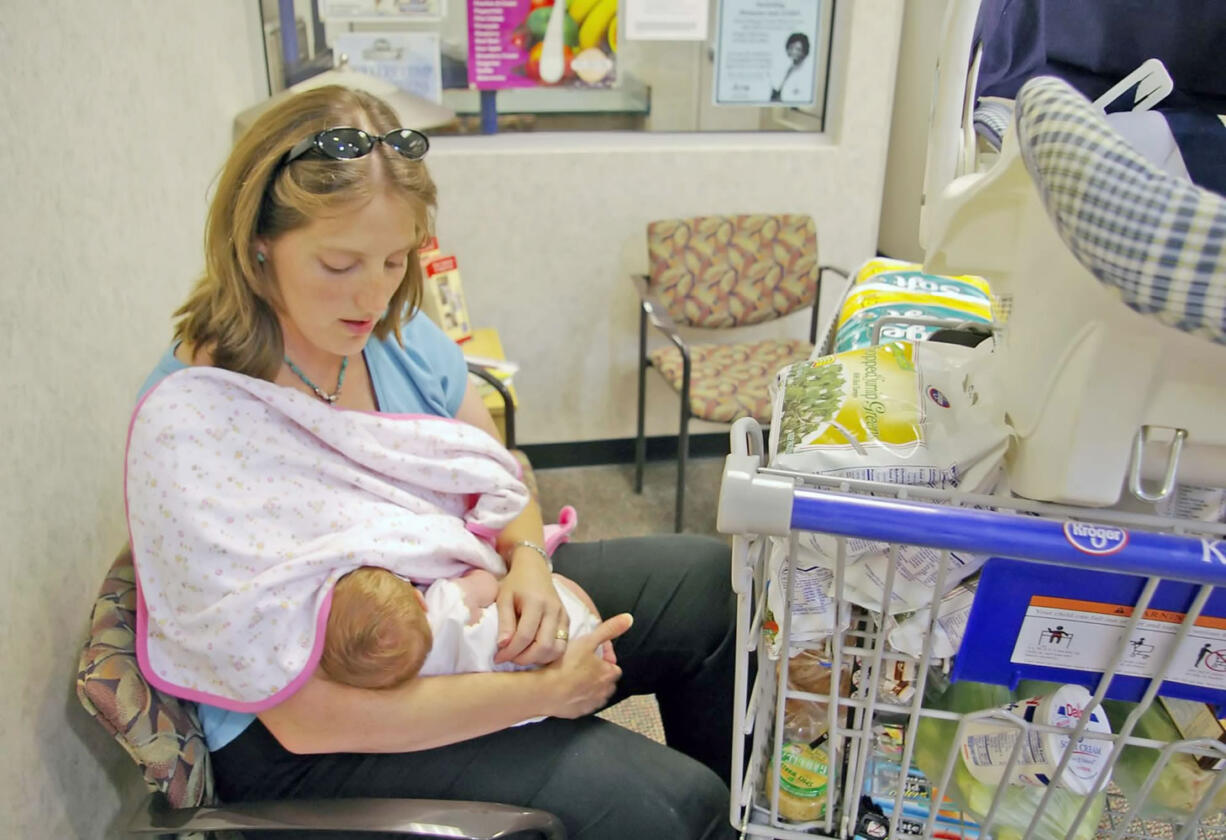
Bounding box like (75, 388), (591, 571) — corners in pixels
(789, 488), (1226, 586)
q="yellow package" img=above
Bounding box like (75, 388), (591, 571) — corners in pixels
(833, 258), (994, 353)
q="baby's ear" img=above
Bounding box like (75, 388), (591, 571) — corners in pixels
(413, 587), (428, 611)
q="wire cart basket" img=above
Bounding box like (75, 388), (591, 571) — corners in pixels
(718, 417), (1226, 840)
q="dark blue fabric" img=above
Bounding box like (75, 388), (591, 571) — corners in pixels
(976, 0), (1226, 110)
(1164, 109), (1226, 198)
(974, 0), (1226, 195)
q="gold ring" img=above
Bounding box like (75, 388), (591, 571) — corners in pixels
(555, 629), (570, 642)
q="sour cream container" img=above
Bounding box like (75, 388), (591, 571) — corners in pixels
(959, 684), (1113, 795)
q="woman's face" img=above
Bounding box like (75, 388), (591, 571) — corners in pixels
(787, 41), (806, 64)
(263, 189), (419, 361)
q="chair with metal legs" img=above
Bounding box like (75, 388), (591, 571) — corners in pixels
(630, 214), (846, 532)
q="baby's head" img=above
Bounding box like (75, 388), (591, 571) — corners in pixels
(321, 567), (431, 690)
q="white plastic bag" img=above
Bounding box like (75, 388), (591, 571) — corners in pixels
(767, 341), (1009, 614)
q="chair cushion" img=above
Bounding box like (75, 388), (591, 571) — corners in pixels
(646, 215), (818, 329)
(1015, 76), (1226, 345)
(648, 338), (814, 424)
(76, 550), (214, 809)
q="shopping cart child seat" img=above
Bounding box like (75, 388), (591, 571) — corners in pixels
(922, 76), (1226, 507)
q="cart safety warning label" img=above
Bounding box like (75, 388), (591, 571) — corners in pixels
(1011, 596), (1226, 691)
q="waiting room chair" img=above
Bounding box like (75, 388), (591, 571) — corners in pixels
(467, 362), (538, 500)
(631, 214), (846, 531)
(76, 546), (565, 839)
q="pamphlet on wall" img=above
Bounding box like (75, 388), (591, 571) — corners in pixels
(624, 0), (709, 41)
(714, 0), (820, 107)
(321, 0), (445, 22)
(466, 0), (618, 90)
(332, 32), (444, 103)
(421, 255), (474, 342)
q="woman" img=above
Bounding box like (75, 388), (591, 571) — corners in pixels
(770, 32), (813, 104)
(136, 85), (738, 839)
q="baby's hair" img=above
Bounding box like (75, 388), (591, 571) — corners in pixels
(321, 567), (432, 690)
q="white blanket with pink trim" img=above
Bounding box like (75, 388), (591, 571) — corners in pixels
(125, 366), (536, 711)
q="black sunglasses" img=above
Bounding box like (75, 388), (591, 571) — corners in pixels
(282, 126), (430, 166)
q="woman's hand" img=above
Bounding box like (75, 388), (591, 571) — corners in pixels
(540, 613), (633, 719)
(494, 547), (568, 666)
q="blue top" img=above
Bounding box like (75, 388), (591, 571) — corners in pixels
(136, 313), (469, 750)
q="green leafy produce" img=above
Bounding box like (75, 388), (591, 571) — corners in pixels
(1101, 698), (1226, 820)
(777, 362), (847, 453)
(912, 678), (1106, 840)
(526, 6), (579, 45)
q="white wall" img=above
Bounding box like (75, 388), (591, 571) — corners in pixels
(1, 0), (901, 834)
(429, 0), (904, 444)
(877, 0), (949, 262)
(1, 2), (266, 836)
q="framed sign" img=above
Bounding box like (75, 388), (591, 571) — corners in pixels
(321, 0), (445, 22)
(332, 31), (444, 103)
(714, 0), (820, 107)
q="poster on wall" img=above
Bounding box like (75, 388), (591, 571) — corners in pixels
(321, 0), (445, 21)
(714, 0), (820, 107)
(466, 0), (618, 90)
(624, 0), (709, 41)
(332, 32), (444, 103)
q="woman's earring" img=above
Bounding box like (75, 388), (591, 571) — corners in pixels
(256, 252), (267, 265)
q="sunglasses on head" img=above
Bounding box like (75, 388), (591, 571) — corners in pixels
(282, 126), (430, 166)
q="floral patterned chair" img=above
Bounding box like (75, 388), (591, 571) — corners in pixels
(631, 214), (846, 531)
(76, 546), (564, 839)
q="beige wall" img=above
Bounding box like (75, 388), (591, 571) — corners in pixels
(877, 0), (949, 262)
(1, 2), (266, 836)
(429, 0), (903, 444)
(1, 0), (901, 835)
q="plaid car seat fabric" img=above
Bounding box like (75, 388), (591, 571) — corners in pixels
(644, 214), (819, 423)
(1014, 76), (1226, 345)
(76, 551), (214, 809)
(973, 99), (1013, 150)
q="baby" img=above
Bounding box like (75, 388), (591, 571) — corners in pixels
(321, 566), (602, 690)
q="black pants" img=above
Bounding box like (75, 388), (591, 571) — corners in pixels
(212, 535), (740, 840)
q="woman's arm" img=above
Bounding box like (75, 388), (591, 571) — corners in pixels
(454, 381), (567, 666)
(259, 613), (633, 754)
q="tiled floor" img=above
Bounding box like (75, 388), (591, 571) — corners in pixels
(533, 455), (728, 743)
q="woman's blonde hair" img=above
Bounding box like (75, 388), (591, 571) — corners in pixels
(322, 567), (433, 690)
(174, 86), (438, 379)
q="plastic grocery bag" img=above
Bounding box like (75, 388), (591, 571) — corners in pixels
(766, 340), (1009, 614)
(1101, 698), (1226, 821)
(911, 678), (1107, 840)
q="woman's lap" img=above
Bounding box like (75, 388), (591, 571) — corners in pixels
(214, 714), (734, 839)
(211, 533), (738, 839)
(549, 534), (739, 782)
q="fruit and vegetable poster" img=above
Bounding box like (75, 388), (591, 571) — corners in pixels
(467, 0), (619, 90)
(714, 0), (820, 107)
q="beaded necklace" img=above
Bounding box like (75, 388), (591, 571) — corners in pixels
(284, 356), (348, 404)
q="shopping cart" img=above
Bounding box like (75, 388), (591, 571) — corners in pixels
(718, 417), (1226, 840)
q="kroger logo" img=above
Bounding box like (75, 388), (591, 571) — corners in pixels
(1064, 521), (1129, 555)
